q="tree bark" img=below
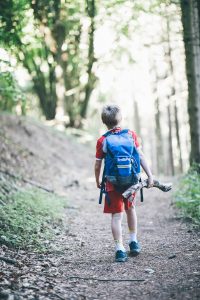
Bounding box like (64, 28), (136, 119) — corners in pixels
(133, 99), (141, 137)
(155, 95), (164, 174)
(167, 102), (175, 176)
(166, 15), (183, 173)
(197, 1), (200, 38)
(80, 0), (96, 119)
(31, 65), (57, 120)
(19, 45), (57, 120)
(150, 57), (164, 175)
(180, 0), (200, 165)
(174, 101), (183, 172)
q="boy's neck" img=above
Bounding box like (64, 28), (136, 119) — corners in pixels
(107, 125), (121, 131)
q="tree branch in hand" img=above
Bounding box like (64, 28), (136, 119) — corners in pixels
(122, 179), (172, 201)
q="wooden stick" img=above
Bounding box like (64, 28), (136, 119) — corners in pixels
(66, 276), (145, 282)
(50, 293), (66, 300)
(122, 179), (172, 200)
(0, 256), (17, 265)
(0, 169), (54, 193)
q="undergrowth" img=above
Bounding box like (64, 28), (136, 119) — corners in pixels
(0, 187), (67, 250)
(174, 165), (200, 227)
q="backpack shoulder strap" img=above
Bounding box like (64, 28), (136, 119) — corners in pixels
(110, 129), (129, 135)
(103, 130), (112, 137)
(120, 129), (129, 134)
(103, 128), (130, 137)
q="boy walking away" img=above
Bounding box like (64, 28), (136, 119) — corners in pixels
(95, 105), (153, 262)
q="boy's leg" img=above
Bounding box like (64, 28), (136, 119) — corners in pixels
(111, 212), (127, 262)
(111, 212), (125, 251)
(126, 206), (137, 242)
(125, 206), (141, 255)
(104, 191), (127, 261)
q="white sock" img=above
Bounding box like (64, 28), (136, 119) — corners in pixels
(129, 232), (137, 243)
(114, 240), (126, 252)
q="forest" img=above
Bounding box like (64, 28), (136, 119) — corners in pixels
(0, 0), (200, 299)
(0, 0), (200, 174)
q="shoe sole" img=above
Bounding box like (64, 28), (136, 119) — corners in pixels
(115, 256), (128, 262)
(129, 250), (140, 257)
(115, 258), (128, 262)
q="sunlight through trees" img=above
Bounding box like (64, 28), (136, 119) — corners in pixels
(0, 0), (200, 174)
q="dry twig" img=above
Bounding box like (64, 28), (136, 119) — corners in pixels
(0, 169), (54, 193)
(66, 276), (145, 282)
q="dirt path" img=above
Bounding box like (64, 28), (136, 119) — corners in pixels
(0, 115), (199, 299)
(2, 177), (199, 300)
(46, 178), (199, 300)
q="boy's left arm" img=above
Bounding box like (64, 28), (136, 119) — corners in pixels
(138, 148), (154, 188)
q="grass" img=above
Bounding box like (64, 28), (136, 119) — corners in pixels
(174, 165), (200, 227)
(0, 187), (67, 250)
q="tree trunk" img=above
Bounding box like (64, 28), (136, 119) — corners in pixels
(32, 67), (57, 120)
(150, 57), (164, 174)
(166, 15), (183, 173)
(197, 1), (200, 37)
(174, 100), (183, 172)
(21, 49), (57, 120)
(155, 95), (164, 174)
(180, 0), (200, 165)
(80, 0), (96, 119)
(167, 102), (175, 175)
(46, 64), (57, 120)
(133, 99), (141, 137)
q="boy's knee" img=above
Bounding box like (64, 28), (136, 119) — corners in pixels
(126, 206), (135, 213)
(112, 212), (123, 221)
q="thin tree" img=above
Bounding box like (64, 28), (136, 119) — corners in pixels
(165, 14), (183, 173)
(80, 0), (96, 119)
(133, 98), (141, 138)
(167, 100), (175, 176)
(148, 53), (164, 175)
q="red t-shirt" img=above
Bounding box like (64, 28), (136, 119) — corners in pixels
(95, 127), (139, 191)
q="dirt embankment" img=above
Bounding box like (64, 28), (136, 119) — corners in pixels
(0, 114), (93, 193)
(0, 114), (199, 300)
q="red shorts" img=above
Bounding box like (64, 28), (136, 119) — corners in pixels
(103, 190), (135, 214)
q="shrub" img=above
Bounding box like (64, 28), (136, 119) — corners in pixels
(175, 165), (200, 226)
(0, 71), (26, 115)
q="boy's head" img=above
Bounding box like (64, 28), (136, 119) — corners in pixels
(101, 105), (122, 129)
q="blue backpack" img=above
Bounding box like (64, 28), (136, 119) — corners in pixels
(99, 129), (141, 204)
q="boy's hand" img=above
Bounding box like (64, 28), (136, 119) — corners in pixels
(96, 182), (101, 189)
(147, 176), (154, 188)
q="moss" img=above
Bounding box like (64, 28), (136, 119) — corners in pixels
(0, 187), (67, 250)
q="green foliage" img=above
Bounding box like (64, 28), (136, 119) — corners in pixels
(0, 0), (60, 120)
(0, 0), (29, 47)
(174, 165), (200, 226)
(0, 187), (67, 250)
(0, 0), (97, 124)
(0, 71), (26, 114)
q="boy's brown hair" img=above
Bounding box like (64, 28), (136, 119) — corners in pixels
(101, 105), (122, 129)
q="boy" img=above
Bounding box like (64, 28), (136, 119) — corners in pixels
(95, 105), (153, 262)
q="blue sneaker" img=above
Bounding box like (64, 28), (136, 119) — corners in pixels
(115, 250), (128, 262)
(129, 241), (141, 256)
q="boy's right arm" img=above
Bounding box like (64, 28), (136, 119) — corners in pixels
(138, 148), (154, 188)
(95, 136), (105, 188)
(94, 160), (102, 188)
